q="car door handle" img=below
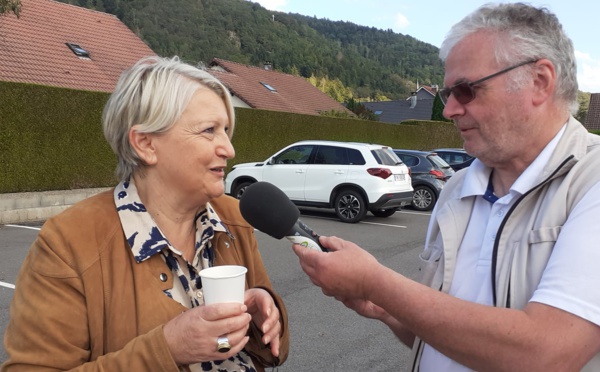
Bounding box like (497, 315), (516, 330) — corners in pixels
(334, 170), (345, 174)
(295, 170), (305, 174)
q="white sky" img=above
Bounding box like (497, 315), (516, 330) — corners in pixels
(250, 0), (600, 93)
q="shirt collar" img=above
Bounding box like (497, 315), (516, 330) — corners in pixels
(459, 123), (567, 199)
(114, 178), (229, 263)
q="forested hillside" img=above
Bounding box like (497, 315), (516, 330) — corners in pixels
(55, 0), (445, 100)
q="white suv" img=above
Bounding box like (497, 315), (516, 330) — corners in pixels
(225, 140), (413, 223)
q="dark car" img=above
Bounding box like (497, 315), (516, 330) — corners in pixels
(432, 148), (475, 171)
(393, 149), (455, 211)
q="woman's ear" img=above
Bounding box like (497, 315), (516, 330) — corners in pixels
(531, 59), (556, 107)
(129, 125), (158, 166)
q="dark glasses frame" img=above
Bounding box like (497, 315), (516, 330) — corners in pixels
(439, 59), (538, 106)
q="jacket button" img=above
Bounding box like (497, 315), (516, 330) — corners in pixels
(159, 273), (168, 282)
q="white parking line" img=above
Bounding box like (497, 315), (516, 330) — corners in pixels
(398, 210), (432, 216)
(0, 281), (15, 289)
(361, 221), (407, 228)
(302, 215), (410, 228)
(2, 224), (40, 290)
(5, 224), (41, 231)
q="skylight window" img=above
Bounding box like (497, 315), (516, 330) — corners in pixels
(66, 43), (91, 59)
(260, 82), (277, 92)
(374, 110), (383, 115)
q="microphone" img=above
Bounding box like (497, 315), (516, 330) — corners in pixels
(239, 182), (328, 252)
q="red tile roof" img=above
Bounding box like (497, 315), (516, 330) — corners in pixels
(208, 58), (352, 116)
(585, 93), (600, 130)
(420, 86), (439, 96)
(0, 0), (155, 93)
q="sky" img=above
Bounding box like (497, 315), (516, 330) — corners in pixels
(250, 0), (600, 93)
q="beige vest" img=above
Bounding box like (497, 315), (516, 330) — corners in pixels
(412, 117), (600, 371)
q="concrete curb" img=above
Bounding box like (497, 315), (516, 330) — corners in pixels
(0, 188), (111, 224)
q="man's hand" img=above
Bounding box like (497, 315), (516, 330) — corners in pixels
(292, 235), (380, 301)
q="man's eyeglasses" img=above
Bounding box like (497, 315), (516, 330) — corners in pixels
(439, 59), (538, 106)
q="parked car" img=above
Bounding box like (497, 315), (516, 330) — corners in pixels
(225, 140), (413, 223)
(432, 148), (475, 171)
(392, 149), (455, 211)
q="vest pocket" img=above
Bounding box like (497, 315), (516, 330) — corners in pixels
(528, 226), (562, 244)
(418, 247), (442, 286)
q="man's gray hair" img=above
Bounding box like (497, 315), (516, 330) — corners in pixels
(102, 55), (235, 181)
(439, 2), (578, 114)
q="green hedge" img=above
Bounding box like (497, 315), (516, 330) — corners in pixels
(230, 109), (463, 169)
(0, 82), (116, 193)
(0, 81), (463, 193)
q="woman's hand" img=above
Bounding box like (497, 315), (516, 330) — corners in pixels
(163, 303), (251, 365)
(244, 288), (282, 357)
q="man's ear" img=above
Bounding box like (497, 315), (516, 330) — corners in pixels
(531, 59), (556, 107)
(129, 125), (158, 166)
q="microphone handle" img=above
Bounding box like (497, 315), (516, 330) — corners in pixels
(285, 219), (329, 252)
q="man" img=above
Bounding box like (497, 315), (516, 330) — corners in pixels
(292, 3), (600, 371)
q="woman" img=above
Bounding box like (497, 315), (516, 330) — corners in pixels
(2, 56), (289, 371)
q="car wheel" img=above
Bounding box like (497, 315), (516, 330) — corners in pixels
(233, 181), (253, 200)
(334, 189), (367, 223)
(370, 208), (397, 218)
(412, 185), (436, 211)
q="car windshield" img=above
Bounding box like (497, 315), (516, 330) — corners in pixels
(372, 148), (401, 166)
(438, 150), (473, 165)
(427, 154), (452, 169)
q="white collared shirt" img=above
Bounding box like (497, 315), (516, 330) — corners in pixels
(420, 124), (600, 370)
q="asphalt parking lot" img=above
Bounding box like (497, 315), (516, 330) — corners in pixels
(0, 207), (431, 370)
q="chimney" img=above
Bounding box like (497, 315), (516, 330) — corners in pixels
(264, 61), (272, 70)
(430, 84), (439, 93)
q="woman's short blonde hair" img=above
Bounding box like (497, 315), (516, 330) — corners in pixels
(102, 55), (235, 181)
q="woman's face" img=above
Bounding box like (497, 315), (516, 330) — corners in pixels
(150, 87), (235, 207)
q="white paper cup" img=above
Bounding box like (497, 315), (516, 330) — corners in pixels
(199, 265), (247, 305)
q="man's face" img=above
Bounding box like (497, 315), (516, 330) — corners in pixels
(441, 32), (534, 168)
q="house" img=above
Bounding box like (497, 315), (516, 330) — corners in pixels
(362, 86), (438, 124)
(414, 85), (439, 100)
(0, 0), (155, 93)
(207, 58), (353, 116)
(584, 93), (600, 130)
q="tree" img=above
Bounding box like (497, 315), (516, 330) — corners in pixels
(576, 91), (591, 124)
(319, 109), (355, 119)
(431, 93), (450, 122)
(0, 0), (21, 17)
(307, 74), (353, 103)
(53, 0), (446, 100)
(345, 98), (379, 121)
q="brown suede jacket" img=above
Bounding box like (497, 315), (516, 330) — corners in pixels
(2, 190), (289, 371)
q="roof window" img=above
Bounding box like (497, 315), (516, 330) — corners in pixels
(66, 43), (91, 59)
(260, 82), (277, 92)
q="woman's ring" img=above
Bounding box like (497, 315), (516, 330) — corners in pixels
(217, 336), (231, 353)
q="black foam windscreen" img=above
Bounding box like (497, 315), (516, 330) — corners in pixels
(239, 182), (300, 239)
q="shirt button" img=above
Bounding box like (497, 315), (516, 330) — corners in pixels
(196, 291), (203, 299)
(159, 273), (168, 282)
(224, 242), (230, 248)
